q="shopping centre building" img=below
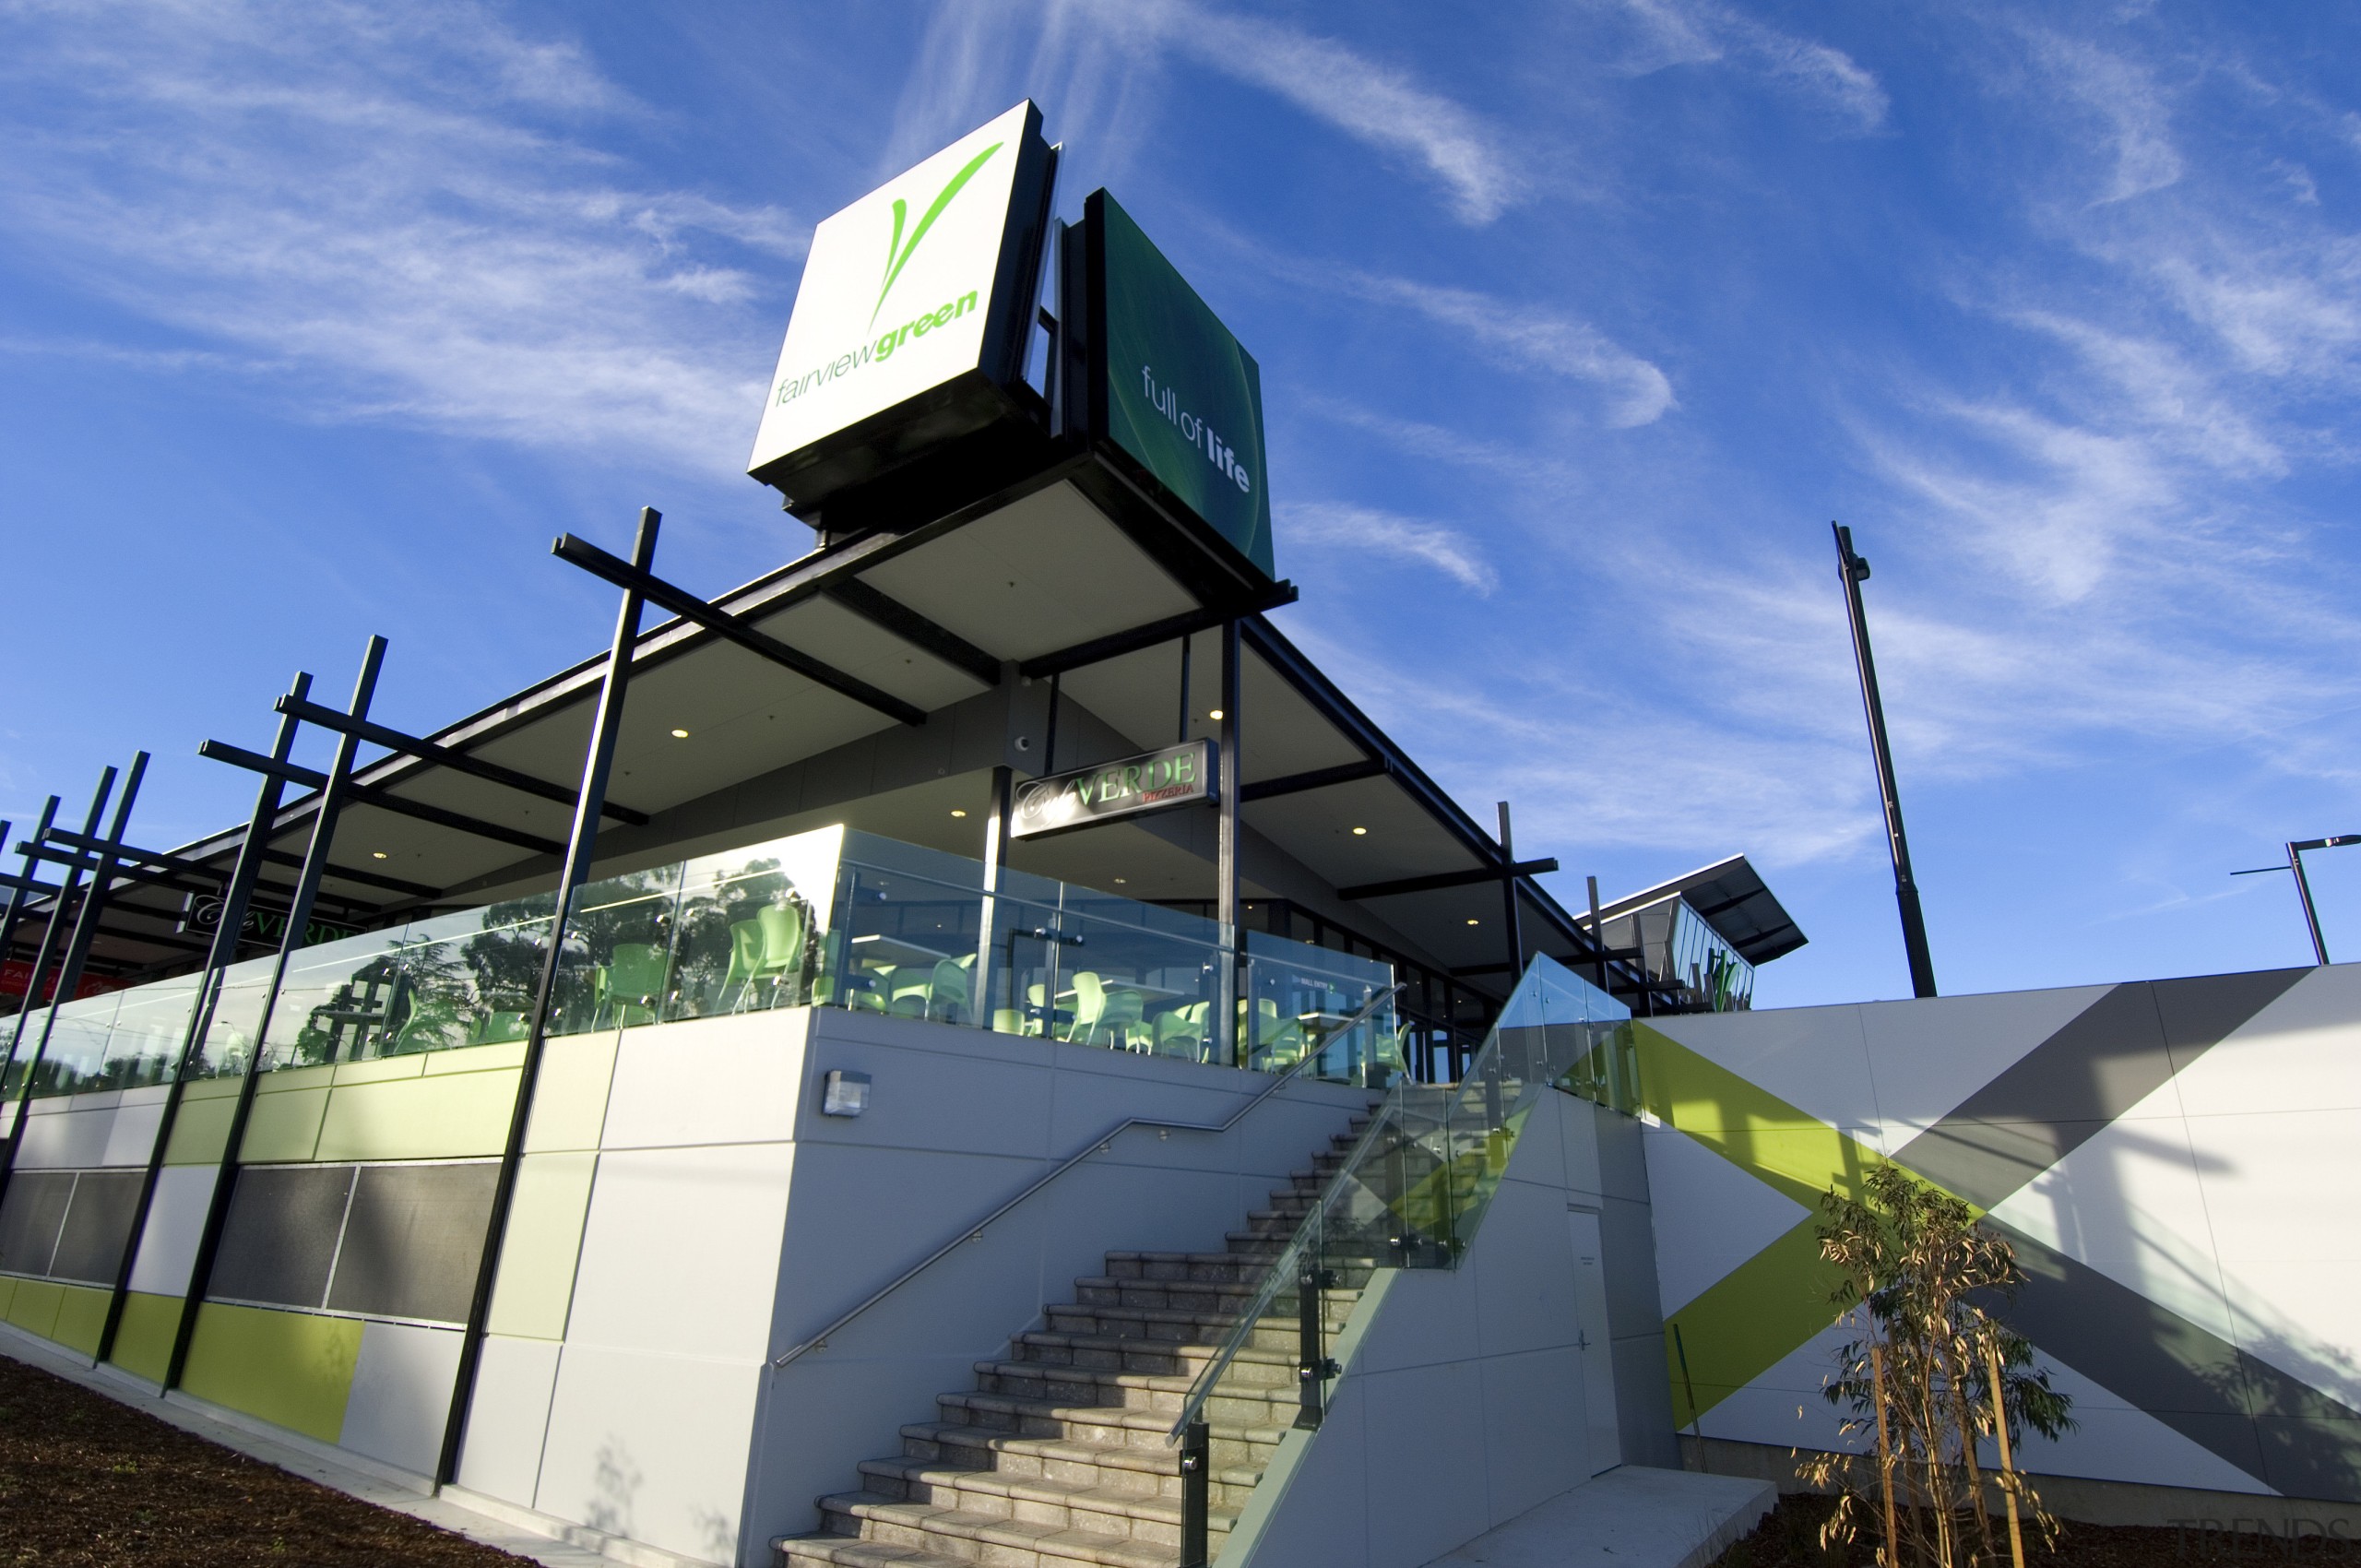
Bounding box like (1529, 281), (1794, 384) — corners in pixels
(5, 101), (2359, 1568)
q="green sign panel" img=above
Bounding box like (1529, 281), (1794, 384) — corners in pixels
(1090, 192), (1275, 577)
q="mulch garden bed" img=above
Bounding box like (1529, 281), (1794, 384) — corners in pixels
(0, 1353), (540, 1567)
(1714, 1491), (2361, 1567)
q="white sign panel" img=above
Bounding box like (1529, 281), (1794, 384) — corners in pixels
(748, 101), (1039, 483)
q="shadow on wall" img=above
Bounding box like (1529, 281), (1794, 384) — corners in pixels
(588, 1440), (641, 1538)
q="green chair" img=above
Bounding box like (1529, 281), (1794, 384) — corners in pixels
(887, 967), (933, 1018)
(1155, 1002), (1209, 1061)
(1064, 971), (1108, 1044)
(469, 1010), (530, 1046)
(720, 920), (765, 1011)
(594, 943), (668, 1028)
(750, 903), (808, 1007)
(926, 957), (973, 1024)
(1098, 986), (1147, 1051)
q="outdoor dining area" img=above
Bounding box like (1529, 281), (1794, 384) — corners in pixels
(7, 826), (1405, 1104)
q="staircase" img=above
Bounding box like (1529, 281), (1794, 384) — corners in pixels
(776, 1116), (1375, 1568)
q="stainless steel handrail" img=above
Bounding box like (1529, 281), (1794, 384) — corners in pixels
(770, 983), (1405, 1370)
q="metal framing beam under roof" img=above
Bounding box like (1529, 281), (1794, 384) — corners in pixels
(1595, 854), (1808, 967)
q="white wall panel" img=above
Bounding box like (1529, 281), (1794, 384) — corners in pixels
(456, 1334), (562, 1507)
(340, 1319), (464, 1476)
(567, 1143), (796, 1361)
(2011, 1352), (2275, 1496)
(98, 1088), (170, 1168)
(599, 1011), (810, 1151)
(15, 1098), (115, 1169)
(1642, 1123), (1808, 1316)
(1649, 1004), (1886, 1152)
(1856, 985), (2110, 1147)
(537, 1343), (761, 1566)
(2185, 966), (2361, 1117)
(125, 1164), (218, 1297)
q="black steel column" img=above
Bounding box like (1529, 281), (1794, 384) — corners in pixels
(1178, 1418), (1210, 1568)
(2291, 840), (2330, 966)
(438, 508), (659, 1487)
(0, 776), (112, 1098)
(972, 763), (1014, 1027)
(98, 672), (312, 1369)
(1176, 633), (1192, 743)
(166, 637), (386, 1392)
(1496, 801), (1524, 981)
(1586, 873), (1609, 995)
(1833, 524), (1937, 999)
(0, 761), (133, 1202)
(0, 798), (62, 1013)
(1216, 619), (1242, 1067)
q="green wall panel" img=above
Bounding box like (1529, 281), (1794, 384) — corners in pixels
(181, 1301), (363, 1443)
(314, 1066), (520, 1161)
(487, 1152), (597, 1340)
(524, 1032), (617, 1153)
(6, 1278), (63, 1340)
(50, 1282), (109, 1356)
(110, 1291), (184, 1384)
(165, 1079), (241, 1165)
(241, 1068), (334, 1164)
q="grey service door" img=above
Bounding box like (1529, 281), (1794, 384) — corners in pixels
(1568, 1208), (1621, 1473)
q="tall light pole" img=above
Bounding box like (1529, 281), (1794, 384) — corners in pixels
(1833, 523), (1938, 999)
(2234, 835), (2360, 965)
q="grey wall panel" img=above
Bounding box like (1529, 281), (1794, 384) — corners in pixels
(48, 1169), (144, 1284)
(0, 1170), (74, 1277)
(326, 1161), (499, 1324)
(211, 1164), (355, 1310)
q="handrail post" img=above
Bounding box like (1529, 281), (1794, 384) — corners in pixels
(1295, 1211), (1335, 1431)
(1179, 1417), (1210, 1568)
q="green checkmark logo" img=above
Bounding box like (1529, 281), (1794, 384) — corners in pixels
(872, 140), (1003, 328)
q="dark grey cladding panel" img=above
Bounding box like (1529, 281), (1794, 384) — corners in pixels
(1997, 1218), (2361, 1502)
(48, 1170), (144, 1285)
(0, 1171), (73, 1277)
(2151, 968), (2310, 1074)
(326, 1161), (498, 1325)
(211, 1164), (355, 1311)
(1897, 968), (2307, 1211)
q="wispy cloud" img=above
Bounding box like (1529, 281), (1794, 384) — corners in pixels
(0, 0), (798, 471)
(1051, 0), (1516, 223)
(1245, 244), (1674, 427)
(2025, 30), (2183, 203)
(1281, 502), (1499, 594)
(1604, 0), (1890, 131)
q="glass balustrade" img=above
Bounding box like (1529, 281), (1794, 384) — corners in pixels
(2, 824), (1404, 1101)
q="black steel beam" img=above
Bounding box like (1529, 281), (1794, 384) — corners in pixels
(258, 848), (439, 898)
(1338, 859), (1560, 901)
(553, 533), (927, 726)
(1237, 758), (1389, 803)
(198, 742), (565, 857)
(275, 695), (651, 826)
(1016, 583), (1300, 680)
(825, 579), (1001, 688)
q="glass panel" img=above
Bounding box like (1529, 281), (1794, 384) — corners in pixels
(186, 955), (279, 1080)
(660, 827), (844, 1021)
(92, 971), (204, 1091)
(9, 992), (125, 1099)
(1169, 956), (1630, 1441)
(258, 923), (420, 1070)
(1242, 931), (1399, 1086)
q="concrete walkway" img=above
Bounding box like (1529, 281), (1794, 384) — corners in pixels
(1424, 1465), (1775, 1568)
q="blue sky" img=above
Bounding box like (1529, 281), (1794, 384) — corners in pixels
(3, 1), (2357, 1006)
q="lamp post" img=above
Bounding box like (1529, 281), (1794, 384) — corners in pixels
(2234, 835), (2360, 965)
(1833, 523), (1938, 998)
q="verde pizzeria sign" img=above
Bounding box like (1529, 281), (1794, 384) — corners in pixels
(1009, 741), (1216, 840)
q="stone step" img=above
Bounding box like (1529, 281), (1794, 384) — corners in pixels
(853, 1458), (1241, 1548)
(1008, 1330), (1298, 1384)
(932, 1390), (1291, 1466)
(898, 1422), (1264, 1512)
(1066, 1277), (1358, 1326)
(778, 1535), (972, 1568)
(970, 1360), (1301, 1420)
(1042, 1303), (1307, 1353)
(809, 1492), (1192, 1568)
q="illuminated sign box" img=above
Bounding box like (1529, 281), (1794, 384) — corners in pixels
(1069, 190), (1275, 580)
(747, 101), (1055, 516)
(1009, 741), (1216, 840)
